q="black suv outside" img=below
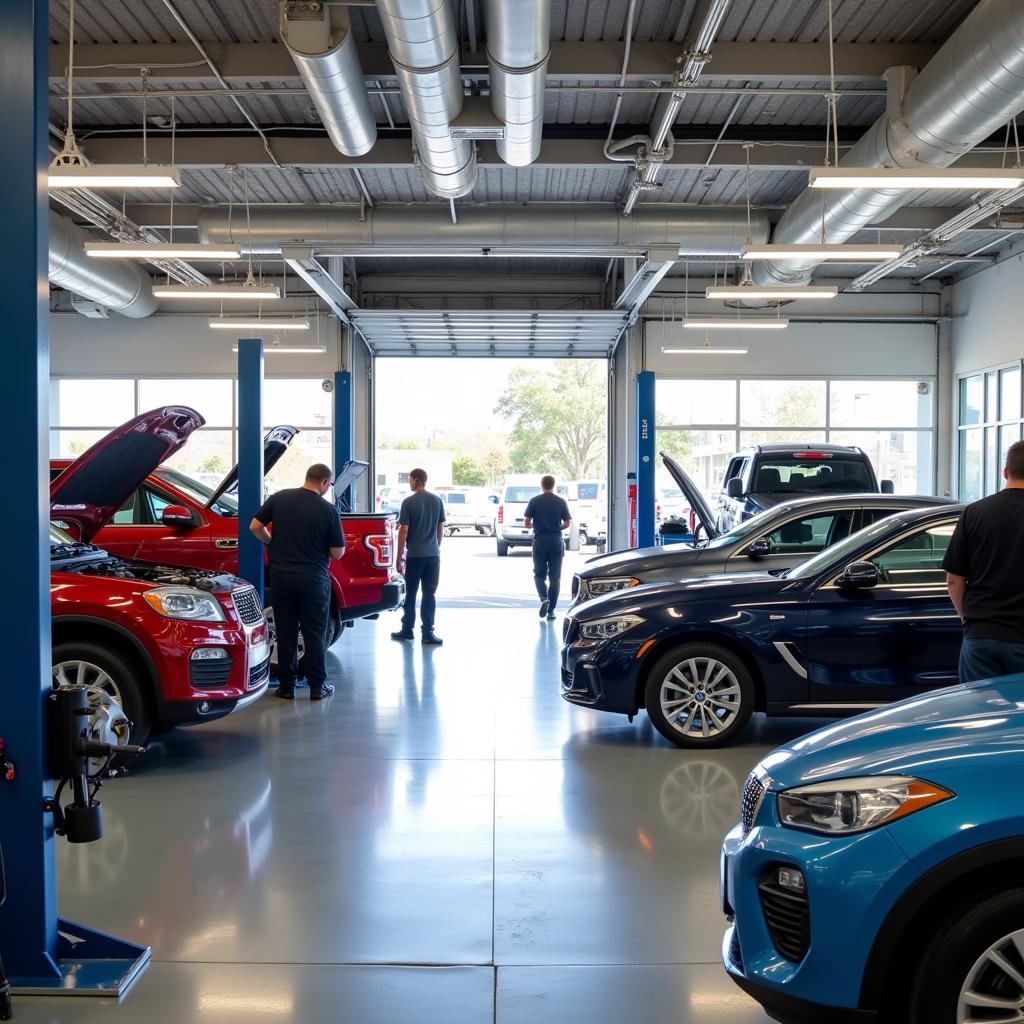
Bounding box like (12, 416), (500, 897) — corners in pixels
(714, 442), (894, 533)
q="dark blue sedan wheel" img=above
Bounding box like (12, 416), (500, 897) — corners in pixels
(644, 644), (754, 748)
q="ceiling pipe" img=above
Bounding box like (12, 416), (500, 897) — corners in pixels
(48, 211), (157, 318)
(279, 1), (377, 157)
(375, 0), (477, 198)
(198, 203), (769, 256)
(621, 0), (733, 216)
(484, 0), (551, 167)
(754, 0), (1024, 290)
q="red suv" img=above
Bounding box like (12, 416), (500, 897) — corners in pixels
(52, 429), (403, 657)
(50, 407), (271, 747)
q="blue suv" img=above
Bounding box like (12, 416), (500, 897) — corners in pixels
(722, 673), (1024, 1023)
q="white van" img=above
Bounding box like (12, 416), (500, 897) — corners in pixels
(495, 475), (543, 556)
(557, 480), (608, 547)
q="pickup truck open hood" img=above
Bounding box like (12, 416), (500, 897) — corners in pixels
(660, 452), (718, 539)
(206, 424), (299, 508)
(51, 406), (204, 541)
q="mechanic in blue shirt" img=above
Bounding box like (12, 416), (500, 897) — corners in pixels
(392, 467), (446, 646)
(524, 475), (571, 621)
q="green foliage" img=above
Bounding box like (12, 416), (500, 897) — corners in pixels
(495, 362), (607, 480)
(452, 455), (486, 486)
(657, 425), (694, 462)
(199, 453), (229, 475)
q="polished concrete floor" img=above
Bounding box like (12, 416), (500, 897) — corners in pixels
(17, 553), (832, 1021)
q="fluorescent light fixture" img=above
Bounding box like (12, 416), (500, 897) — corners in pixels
(231, 344), (327, 354)
(86, 242), (241, 260)
(742, 244), (903, 262)
(808, 166), (1024, 191)
(210, 317), (310, 331)
(705, 285), (838, 300)
(47, 164), (181, 189)
(682, 319), (789, 330)
(153, 284), (281, 300)
(662, 346), (748, 355)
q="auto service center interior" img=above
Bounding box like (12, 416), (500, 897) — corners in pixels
(3, 0), (1024, 1022)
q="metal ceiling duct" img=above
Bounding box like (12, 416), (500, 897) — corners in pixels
(198, 204), (768, 256)
(279, 2), (376, 157)
(375, 0), (477, 198)
(484, 0), (551, 166)
(755, 0), (1024, 289)
(49, 212), (157, 318)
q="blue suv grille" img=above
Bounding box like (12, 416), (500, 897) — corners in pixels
(758, 873), (810, 963)
(741, 773), (766, 837)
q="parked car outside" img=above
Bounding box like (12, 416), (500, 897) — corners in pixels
(570, 455), (952, 609)
(495, 474), (543, 556)
(722, 671), (1024, 1023)
(561, 504), (964, 747)
(50, 407), (271, 748)
(376, 486), (406, 514)
(714, 443), (894, 534)
(557, 480), (608, 548)
(441, 487), (498, 536)
(52, 436), (404, 661)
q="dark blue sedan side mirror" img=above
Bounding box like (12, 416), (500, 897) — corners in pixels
(839, 561), (880, 589)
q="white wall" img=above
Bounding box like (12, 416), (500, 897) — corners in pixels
(951, 255), (1024, 375)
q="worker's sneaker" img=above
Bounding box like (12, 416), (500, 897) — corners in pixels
(539, 599), (550, 618)
(546, 612), (556, 621)
(309, 683), (335, 701)
(391, 630), (415, 642)
(421, 633), (444, 646)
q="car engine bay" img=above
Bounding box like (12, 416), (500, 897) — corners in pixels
(51, 541), (236, 591)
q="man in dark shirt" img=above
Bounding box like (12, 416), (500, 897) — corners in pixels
(392, 468), (445, 645)
(250, 463), (345, 700)
(524, 475), (571, 621)
(943, 440), (1024, 684)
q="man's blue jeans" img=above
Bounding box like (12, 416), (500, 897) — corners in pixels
(959, 636), (1024, 685)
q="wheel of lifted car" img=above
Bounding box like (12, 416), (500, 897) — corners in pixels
(52, 641), (152, 748)
(908, 888), (1024, 1024)
(644, 643), (753, 748)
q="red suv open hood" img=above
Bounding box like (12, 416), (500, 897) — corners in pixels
(51, 406), (205, 541)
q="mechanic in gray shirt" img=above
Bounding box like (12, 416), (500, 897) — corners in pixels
(392, 467), (446, 645)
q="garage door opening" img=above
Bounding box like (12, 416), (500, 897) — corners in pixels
(374, 357), (610, 607)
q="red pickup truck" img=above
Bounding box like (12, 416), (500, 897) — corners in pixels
(51, 427), (403, 659)
(50, 407), (271, 748)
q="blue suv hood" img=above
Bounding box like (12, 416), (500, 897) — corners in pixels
(759, 674), (1024, 789)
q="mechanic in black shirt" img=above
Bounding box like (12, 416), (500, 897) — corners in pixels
(250, 464), (345, 700)
(943, 440), (1024, 684)
(524, 475), (571, 621)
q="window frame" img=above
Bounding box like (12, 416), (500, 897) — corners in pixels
(956, 360), (1024, 500)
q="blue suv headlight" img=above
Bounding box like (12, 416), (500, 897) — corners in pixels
(777, 775), (953, 835)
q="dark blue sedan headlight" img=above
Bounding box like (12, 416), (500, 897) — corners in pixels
(577, 614), (646, 641)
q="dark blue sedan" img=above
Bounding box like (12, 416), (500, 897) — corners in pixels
(561, 505), (965, 747)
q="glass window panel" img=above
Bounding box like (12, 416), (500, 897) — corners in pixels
(1000, 366), (1022, 421)
(55, 379), (134, 427)
(263, 379), (332, 428)
(138, 378), (233, 427)
(1000, 423), (1023, 475)
(985, 426), (999, 496)
(739, 430), (827, 446)
(829, 380), (933, 429)
(656, 379), (736, 426)
(265, 430), (333, 496)
(872, 523), (955, 585)
(739, 380), (825, 428)
(959, 375), (984, 426)
(760, 510), (856, 555)
(160, 430), (235, 489)
(986, 372), (999, 424)
(51, 429), (108, 458)
(658, 428), (736, 496)
(959, 428), (983, 501)
(828, 430), (934, 495)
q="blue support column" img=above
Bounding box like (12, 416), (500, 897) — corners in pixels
(333, 371), (354, 510)
(0, 0), (60, 984)
(237, 339), (265, 602)
(0, 0), (149, 995)
(636, 371), (656, 548)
